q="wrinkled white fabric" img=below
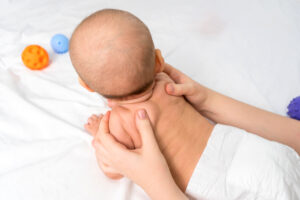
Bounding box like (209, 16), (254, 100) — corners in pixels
(186, 124), (300, 200)
(0, 0), (300, 199)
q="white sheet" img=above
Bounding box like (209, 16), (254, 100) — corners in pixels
(0, 0), (299, 199)
(187, 124), (300, 200)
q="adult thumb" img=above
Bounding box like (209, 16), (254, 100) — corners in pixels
(166, 83), (192, 96)
(135, 109), (157, 148)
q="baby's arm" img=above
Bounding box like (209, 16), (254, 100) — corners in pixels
(164, 64), (300, 154)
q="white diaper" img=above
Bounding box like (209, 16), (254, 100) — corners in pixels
(185, 124), (300, 200)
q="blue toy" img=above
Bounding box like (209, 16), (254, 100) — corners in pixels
(51, 34), (69, 54)
(287, 96), (300, 120)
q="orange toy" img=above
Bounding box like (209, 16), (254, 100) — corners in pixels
(21, 45), (49, 70)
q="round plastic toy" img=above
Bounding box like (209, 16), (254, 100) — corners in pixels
(21, 45), (49, 70)
(287, 96), (300, 120)
(51, 34), (69, 54)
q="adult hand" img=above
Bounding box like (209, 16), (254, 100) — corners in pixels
(92, 109), (187, 200)
(86, 114), (124, 180)
(164, 63), (209, 112)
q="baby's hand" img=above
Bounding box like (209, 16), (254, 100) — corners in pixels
(164, 63), (209, 112)
(84, 114), (103, 137)
(92, 110), (187, 200)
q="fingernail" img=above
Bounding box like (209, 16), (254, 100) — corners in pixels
(167, 84), (174, 93)
(138, 109), (146, 119)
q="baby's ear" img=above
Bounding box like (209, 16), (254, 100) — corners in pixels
(154, 49), (165, 74)
(78, 77), (94, 92)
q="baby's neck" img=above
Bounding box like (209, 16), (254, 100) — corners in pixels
(110, 82), (155, 105)
(116, 91), (153, 104)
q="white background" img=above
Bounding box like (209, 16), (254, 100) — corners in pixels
(0, 0), (299, 199)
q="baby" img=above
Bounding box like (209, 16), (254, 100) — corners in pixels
(70, 9), (300, 199)
(70, 9), (212, 189)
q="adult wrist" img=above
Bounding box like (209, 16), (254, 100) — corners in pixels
(192, 83), (208, 112)
(144, 175), (187, 200)
(199, 86), (215, 114)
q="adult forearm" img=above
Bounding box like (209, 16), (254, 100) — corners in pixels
(201, 88), (300, 154)
(145, 178), (189, 200)
(163, 64), (300, 154)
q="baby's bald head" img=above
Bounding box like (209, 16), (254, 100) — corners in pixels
(70, 9), (156, 99)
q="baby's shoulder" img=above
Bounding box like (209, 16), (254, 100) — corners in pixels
(109, 106), (136, 149)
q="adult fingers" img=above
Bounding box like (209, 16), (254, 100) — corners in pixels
(93, 139), (125, 178)
(163, 63), (185, 83)
(98, 111), (110, 135)
(96, 154), (122, 175)
(96, 154), (124, 179)
(135, 109), (158, 150)
(96, 112), (130, 157)
(91, 114), (104, 137)
(98, 114), (104, 120)
(93, 139), (110, 162)
(165, 82), (195, 96)
(103, 171), (124, 180)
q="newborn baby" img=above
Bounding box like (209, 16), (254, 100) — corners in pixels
(70, 9), (213, 189)
(70, 9), (300, 199)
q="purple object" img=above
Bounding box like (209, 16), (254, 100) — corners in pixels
(287, 96), (300, 120)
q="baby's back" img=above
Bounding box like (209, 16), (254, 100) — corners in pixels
(108, 73), (214, 190)
(108, 73), (186, 149)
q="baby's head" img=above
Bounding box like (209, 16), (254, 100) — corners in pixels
(70, 9), (164, 101)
